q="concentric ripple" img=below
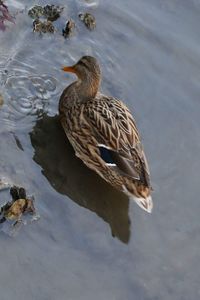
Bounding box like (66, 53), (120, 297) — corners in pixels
(1, 71), (59, 131)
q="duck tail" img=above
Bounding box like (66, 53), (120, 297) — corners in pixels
(122, 185), (153, 213)
(130, 195), (153, 213)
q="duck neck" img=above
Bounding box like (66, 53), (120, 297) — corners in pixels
(75, 74), (100, 101)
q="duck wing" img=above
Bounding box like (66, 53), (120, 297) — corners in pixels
(83, 94), (150, 187)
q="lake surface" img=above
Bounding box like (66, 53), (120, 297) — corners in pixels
(0, 0), (200, 299)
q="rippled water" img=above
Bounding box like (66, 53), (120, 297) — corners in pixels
(1, 0), (200, 299)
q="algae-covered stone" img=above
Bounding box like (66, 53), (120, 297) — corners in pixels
(62, 19), (75, 38)
(0, 186), (37, 227)
(33, 19), (55, 34)
(79, 12), (96, 30)
(28, 5), (44, 19)
(43, 5), (64, 21)
(0, 94), (3, 107)
(28, 5), (63, 22)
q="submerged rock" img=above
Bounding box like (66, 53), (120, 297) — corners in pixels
(0, 93), (4, 107)
(43, 5), (64, 21)
(33, 19), (55, 34)
(79, 12), (96, 30)
(28, 4), (64, 21)
(28, 5), (96, 37)
(62, 19), (75, 38)
(29, 4), (64, 34)
(28, 5), (44, 19)
(0, 186), (39, 232)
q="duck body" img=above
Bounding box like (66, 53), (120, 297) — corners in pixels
(59, 56), (153, 213)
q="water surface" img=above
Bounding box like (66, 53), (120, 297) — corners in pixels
(0, 0), (200, 299)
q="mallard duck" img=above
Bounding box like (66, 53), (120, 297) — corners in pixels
(59, 56), (153, 213)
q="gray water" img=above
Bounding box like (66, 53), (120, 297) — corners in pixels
(0, 0), (200, 299)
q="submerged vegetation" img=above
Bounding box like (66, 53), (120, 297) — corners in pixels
(0, 0), (15, 31)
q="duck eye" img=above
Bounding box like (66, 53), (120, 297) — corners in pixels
(78, 60), (89, 70)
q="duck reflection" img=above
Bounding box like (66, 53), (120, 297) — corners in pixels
(30, 115), (130, 243)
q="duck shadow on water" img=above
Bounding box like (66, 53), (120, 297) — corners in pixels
(30, 115), (131, 244)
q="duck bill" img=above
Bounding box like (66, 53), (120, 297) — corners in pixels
(61, 65), (76, 74)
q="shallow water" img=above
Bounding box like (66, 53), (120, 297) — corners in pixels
(1, 0), (200, 299)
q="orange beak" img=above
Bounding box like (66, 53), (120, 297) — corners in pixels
(61, 65), (76, 74)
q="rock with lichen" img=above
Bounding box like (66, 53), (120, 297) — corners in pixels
(79, 12), (96, 30)
(33, 18), (55, 34)
(0, 93), (4, 107)
(28, 4), (63, 22)
(0, 186), (39, 236)
(28, 5), (44, 19)
(28, 4), (64, 34)
(43, 5), (64, 21)
(62, 19), (75, 38)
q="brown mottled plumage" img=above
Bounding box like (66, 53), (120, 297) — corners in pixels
(59, 56), (153, 213)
